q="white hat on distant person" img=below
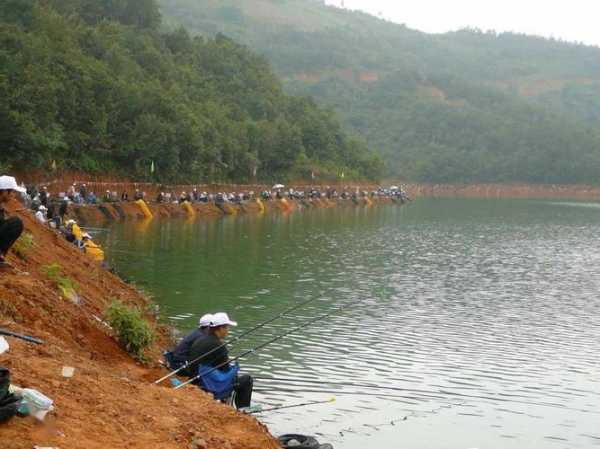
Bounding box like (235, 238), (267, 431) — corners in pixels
(210, 312), (237, 327)
(198, 313), (214, 328)
(0, 176), (26, 193)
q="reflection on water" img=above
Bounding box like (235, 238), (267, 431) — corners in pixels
(96, 199), (600, 449)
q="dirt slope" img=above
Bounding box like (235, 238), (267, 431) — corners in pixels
(0, 199), (279, 449)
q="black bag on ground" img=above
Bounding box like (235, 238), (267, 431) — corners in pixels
(0, 367), (20, 423)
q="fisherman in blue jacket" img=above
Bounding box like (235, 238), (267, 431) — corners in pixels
(166, 313), (213, 373)
(188, 312), (253, 409)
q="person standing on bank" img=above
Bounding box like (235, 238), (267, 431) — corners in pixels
(188, 312), (254, 409)
(0, 176), (25, 270)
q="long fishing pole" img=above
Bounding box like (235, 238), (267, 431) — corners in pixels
(155, 295), (323, 384)
(249, 397), (336, 414)
(175, 298), (365, 390)
(0, 329), (44, 345)
(252, 376), (422, 394)
(252, 387), (437, 402)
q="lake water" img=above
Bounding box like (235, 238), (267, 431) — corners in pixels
(95, 198), (600, 449)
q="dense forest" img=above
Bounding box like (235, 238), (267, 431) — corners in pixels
(161, 0), (600, 184)
(0, 0), (384, 182)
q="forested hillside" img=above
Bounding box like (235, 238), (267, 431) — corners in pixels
(0, 0), (384, 182)
(161, 0), (600, 183)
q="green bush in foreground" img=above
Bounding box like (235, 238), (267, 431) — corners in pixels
(105, 300), (155, 361)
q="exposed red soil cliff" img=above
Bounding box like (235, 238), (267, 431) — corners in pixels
(0, 199), (280, 449)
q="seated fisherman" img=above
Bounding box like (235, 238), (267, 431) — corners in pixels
(166, 314), (213, 373)
(188, 312), (253, 409)
(0, 176), (26, 270)
(64, 219), (84, 248)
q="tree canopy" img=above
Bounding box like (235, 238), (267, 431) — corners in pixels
(0, 0), (384, 182)
(161, 0), (600, 184)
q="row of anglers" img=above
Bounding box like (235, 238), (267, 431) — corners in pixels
(159, 185), (411, 204)
(0, 176), (104, 271)
(24, 182), (411, 208)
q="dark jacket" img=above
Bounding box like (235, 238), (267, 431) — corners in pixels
(172, 328), (205, 365)
(188, 334), (228, 374)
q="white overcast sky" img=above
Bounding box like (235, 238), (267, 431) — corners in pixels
(325, 0), (600, 47)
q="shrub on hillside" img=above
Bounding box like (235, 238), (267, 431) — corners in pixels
(105, 300), (155, 361)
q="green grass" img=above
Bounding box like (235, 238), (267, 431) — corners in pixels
(105, 300), (155, 361)
(41, 263), (80, 301)
(12, 232), (34, 259)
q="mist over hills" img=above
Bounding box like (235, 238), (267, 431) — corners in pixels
(161, 0), (600, 183)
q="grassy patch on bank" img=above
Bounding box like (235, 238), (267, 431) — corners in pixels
(12, 233), (34, 259)
(41, 263), (80, 302)
(105, 300), (155, 361)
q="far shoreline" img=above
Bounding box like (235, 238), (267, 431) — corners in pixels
(13, 172), (600, 201)
(407, 183), (600, 201)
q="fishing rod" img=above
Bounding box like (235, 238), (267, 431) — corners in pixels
(252, 376), (426, 394)
(155, 295), (324, 384)
(175, 297), (365, 390)
(252, 386), (446, 402)
(0, 329), (44, 345)
(257, 384), (600, 416)
(81, 226), (109, 232)
(249, 397), (336, 414)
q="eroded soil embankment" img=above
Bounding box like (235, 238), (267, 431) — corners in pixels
(409, 183), (600, 200)
(0, 199), (280, 449)
(68, 196), (399, 222)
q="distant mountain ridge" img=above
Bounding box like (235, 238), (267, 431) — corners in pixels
(160, 0), (600, 184)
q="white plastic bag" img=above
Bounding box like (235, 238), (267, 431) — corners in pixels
(0, 336), (9, 354)
(19, 389), (54, 421)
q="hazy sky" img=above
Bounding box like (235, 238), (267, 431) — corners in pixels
(325, 0), (600, 47)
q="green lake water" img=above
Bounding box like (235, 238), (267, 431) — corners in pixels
(94, 198), (600, 449)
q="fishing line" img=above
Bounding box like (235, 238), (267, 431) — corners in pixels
(249, 397), (336, 414)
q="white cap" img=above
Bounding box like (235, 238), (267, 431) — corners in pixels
(210, 312), (237, 327)
(0, 176), (26, 193)
(38, 205), (47, 211)
(198, 313), (213, 328)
